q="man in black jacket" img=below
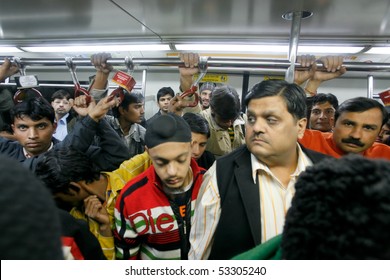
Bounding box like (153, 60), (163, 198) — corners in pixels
(0, 58), (128, 172)
(0, 95), (128, 172)
(189, 79), (330, 260)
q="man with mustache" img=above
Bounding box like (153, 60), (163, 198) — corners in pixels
(189, 80), (329, 260)
(299, 97), (390, 159)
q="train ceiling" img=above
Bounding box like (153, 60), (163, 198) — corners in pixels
(1, 0), (390, 64)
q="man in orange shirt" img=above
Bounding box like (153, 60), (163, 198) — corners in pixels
(299, 96), (390, 159)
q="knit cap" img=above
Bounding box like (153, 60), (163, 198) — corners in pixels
(200, 82), (216, 93)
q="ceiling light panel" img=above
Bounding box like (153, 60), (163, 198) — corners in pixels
(0, 46), (23, 52)
(366, 47), (390, 54)
(175, 44), (364, 54)
(21, 44), (171, 52)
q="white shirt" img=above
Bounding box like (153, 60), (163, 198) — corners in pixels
(188, 144), (313, 260)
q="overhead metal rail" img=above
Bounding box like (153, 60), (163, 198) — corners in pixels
(1, 56), (389, 98)
(1, 57), (390, 72)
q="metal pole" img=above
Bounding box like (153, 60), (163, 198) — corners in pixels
(241, 72), (250, 112)
(141, 69), (147, 97)
(0, 82), (143, 90)
(285, 11), (303, 83)
(367, 75), (374, 98)
(1, 57), (390, 72)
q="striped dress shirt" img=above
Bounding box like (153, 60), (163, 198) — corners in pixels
(188, 144), (313, 260)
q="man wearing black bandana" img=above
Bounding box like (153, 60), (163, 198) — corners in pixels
(114, 113), (206, 260)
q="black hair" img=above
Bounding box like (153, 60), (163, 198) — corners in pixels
(245, 80), (307, 120)
(385, 106), (390, 127)
(10, 97), (55, 124)
(311, 93), (339, 110)
(157, 87), (175, 101)
(0, 155), (63, 259)
(209, 85), (241, 120)
(335, 97), (389, 126)
(51, 89), (72, 101)
(384, 135), (390, 146)
(112, 90), (144, 118)
(282, 155), (390, 259)
(35, 147), (101, 195)
(183, 112), (210, 138)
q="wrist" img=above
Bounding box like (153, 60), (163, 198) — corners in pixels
(95, 69), (111, 75)
(304, 88), (317, 97)
(88, 113), (100, 123)
(99, 223), (112, 237)
(94, 71), (110, 81)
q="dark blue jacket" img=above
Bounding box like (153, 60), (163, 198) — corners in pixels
(0, 115), (129, 172)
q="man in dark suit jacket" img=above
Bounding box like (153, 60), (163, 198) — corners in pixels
(189, 79), (330, 260)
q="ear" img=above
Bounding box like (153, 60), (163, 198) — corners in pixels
(297, 118), (307, 139)
(118, 106), (126, 115)
(67, 182), (82, 196)
(11, 124), (15, 133)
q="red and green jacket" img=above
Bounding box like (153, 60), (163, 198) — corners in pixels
(114, 158), (205, 260)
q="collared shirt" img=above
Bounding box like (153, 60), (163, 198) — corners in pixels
(53, 113), (69, 141)
(189, 143), (313, 260)
(105, 116), (146, 158)
(23, 142), (54, 158)
(251, 144), (312, 243)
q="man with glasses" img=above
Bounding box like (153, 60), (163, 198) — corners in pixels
(51, 89), (76, 141)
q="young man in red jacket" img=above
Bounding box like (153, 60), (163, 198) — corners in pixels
(114, 113), (206, 260)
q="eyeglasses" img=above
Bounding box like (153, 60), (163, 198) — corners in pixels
(311, 108), (335, 116)
(53, 100), (71, 105)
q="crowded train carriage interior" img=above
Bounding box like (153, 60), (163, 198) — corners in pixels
(1, 0), (390, 118)
(3, 0), (390, 264)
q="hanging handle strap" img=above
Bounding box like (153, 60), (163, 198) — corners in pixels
(65, 57), (91, 103)
(12, 57), (43, 103)
(180, 56), (209, 107)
